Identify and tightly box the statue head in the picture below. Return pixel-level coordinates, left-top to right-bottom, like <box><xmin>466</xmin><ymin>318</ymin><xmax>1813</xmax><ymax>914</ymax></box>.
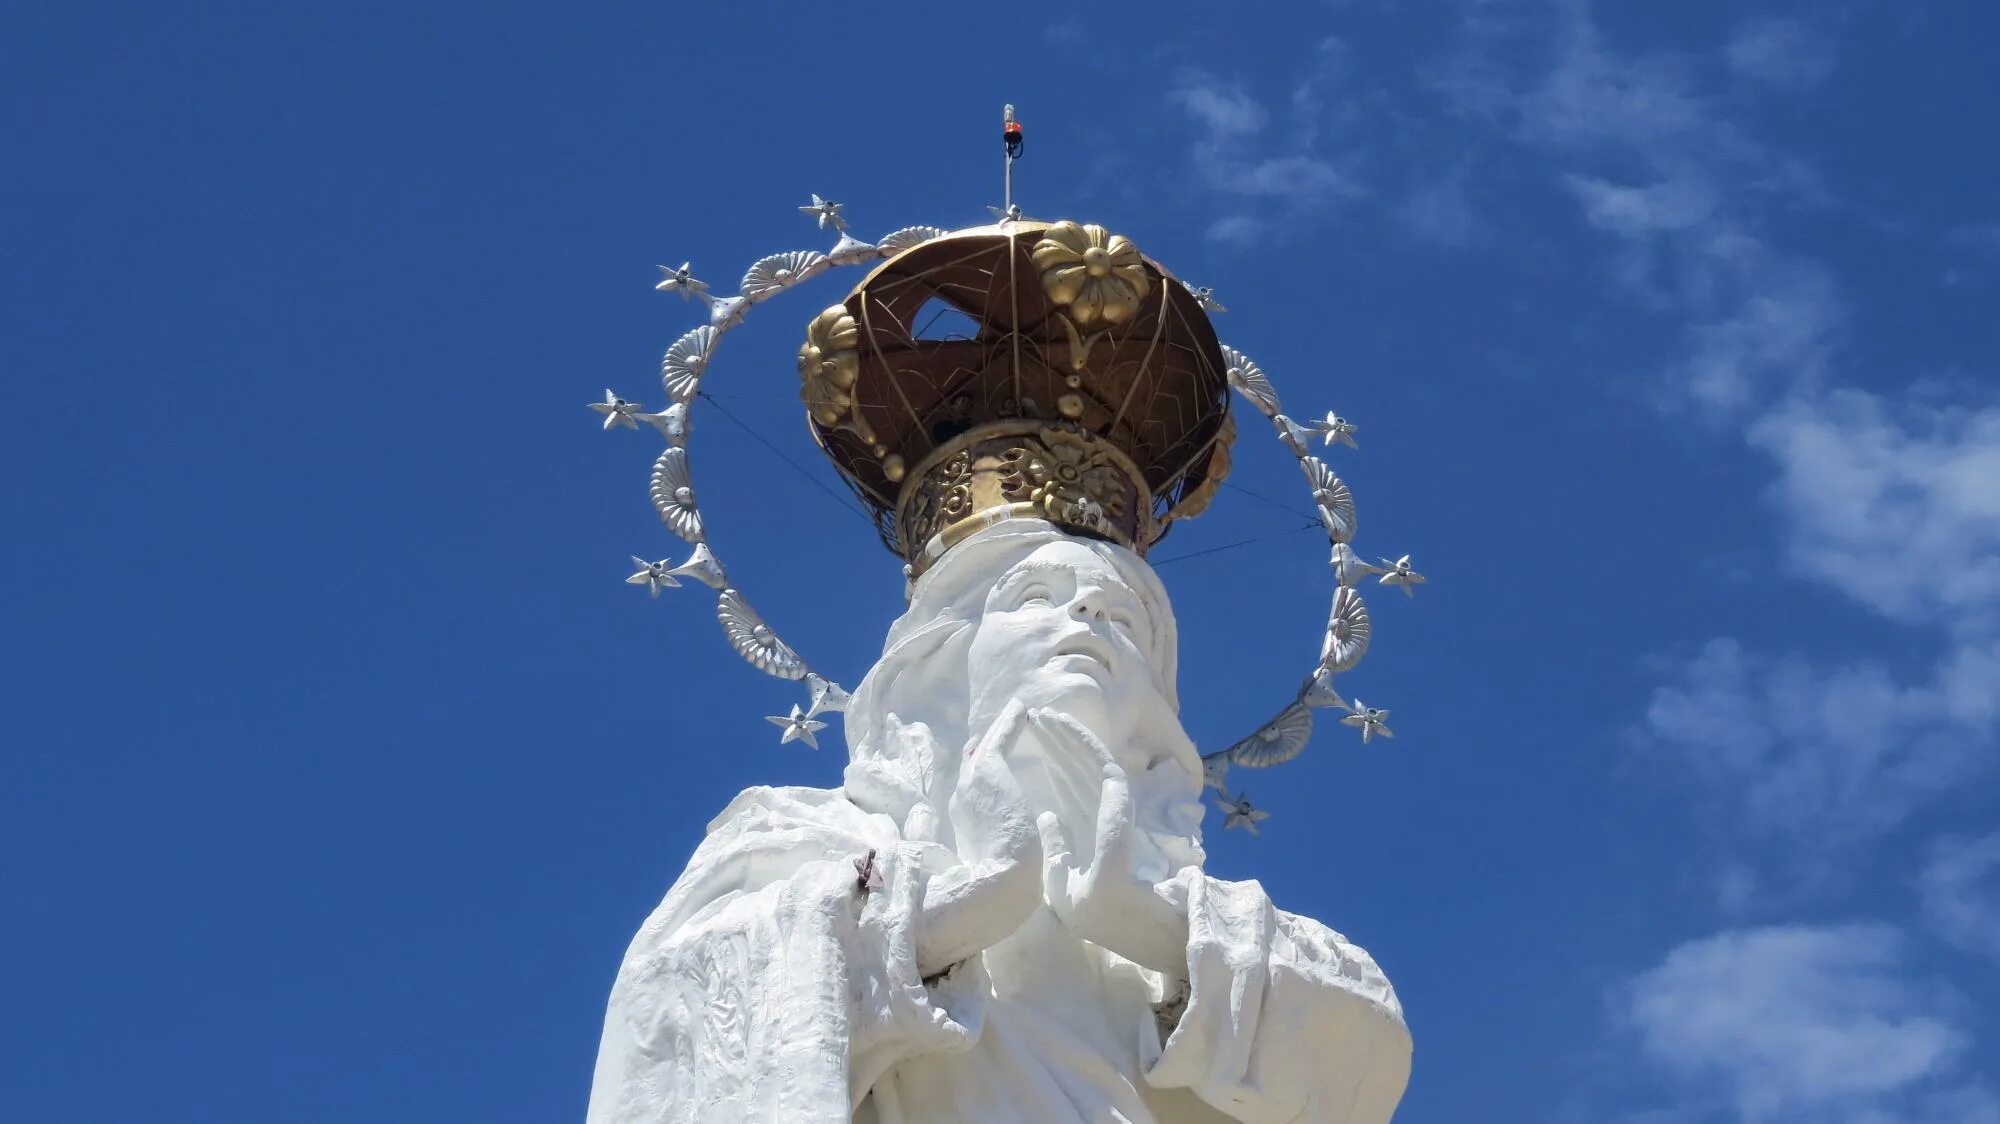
<box><xmin>843</xmin><ymin>520</ymin><xmax>1204</xmax><ymax>873</ymax></box>
<box><xmin>964</xmin><ymin>536</ymin><xmax>1168</xmax><ymax>759</ymax></box>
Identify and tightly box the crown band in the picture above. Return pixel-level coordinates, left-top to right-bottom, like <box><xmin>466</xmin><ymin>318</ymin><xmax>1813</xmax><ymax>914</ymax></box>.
<box><xmin>894</xmin><ymin>419</ymin><xmax>1154</xmax><ymax>573</ymax></box>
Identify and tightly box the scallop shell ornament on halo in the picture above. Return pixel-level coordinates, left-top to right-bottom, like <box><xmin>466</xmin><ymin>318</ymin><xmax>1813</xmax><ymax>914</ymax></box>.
<box><xmin>650</xmin><ymin>447</ymin><xmax>704</xmax><ymax>543</ymax></box>
<box><xmin>1320</xmin><ymin>585</ymin><xmax>1372</xmax><ymax>674</ymax></box>
<box><xmin>1303</xmin><ymin>457</ymin><xmax>1357</xmax><ymax>543</ymax></box>
<box><xmin>661</xmin><ymin>325</ymin><xmax>717</xmax><ymax>403</ymax></box>
<box><xmin>741</xmin><ymin>251</ymin><xmax>828</xmax><ymax>302</ymax></box>
<box><xmin>717</xmin><ymin>589</ymin><xmax>807</xmax><ymax>680</ymax></box>
<box><xmin>1221</xmin><ymin>346</ymin><xmax>1281</xmax><ymax>417</ymax></box>
<box><xmin>875</xmin><ymin>226</ymin><xmax>949</xmax><ymax>255</ymax></box>
<box><xmin>1224</xmin><ymin>701</ymin><xmax>1314</xmax><ymax>768</ymax></box>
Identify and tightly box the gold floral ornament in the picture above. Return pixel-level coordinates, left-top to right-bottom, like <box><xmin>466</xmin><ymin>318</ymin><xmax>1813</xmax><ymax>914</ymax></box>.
<box><xmin>798</xmin><ymin>304</ymin><xmax>876</xmax><ymax>446</ymax></box>
<box><xmin>1004</xmin><ymin>427</ymin><xmax>1129</xmax><ymax>529</ymax></box>
<box><xmin>1031</xmin><ymin>222</ymin><xmax>1151</xmax><ymax>327</ymax></box>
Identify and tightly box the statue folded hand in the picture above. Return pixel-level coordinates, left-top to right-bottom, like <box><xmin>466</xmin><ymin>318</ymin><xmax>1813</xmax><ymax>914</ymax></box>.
<box><xmin>1029</xmin><ymin>708</ymin><xmax>1191</xmax><ymax>974</ymax></box>
<box><xmin>914</xmin><ymin>700</ymin><xmax>1044</xmax><ymax>979</ymax></box>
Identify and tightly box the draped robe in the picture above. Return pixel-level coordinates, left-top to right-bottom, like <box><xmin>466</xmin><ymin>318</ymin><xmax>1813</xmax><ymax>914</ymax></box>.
<box><xmin>586</xmin><ymin>785</ymin><xmax>1411</xmax><ymax>1124</ymax></box>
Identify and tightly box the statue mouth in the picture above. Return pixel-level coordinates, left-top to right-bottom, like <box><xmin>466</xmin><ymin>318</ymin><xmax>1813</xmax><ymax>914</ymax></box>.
<box><xmin>1049</xmin><ymin>634</ymin><xmax>1116</xmax><ymax>673</ymax></box>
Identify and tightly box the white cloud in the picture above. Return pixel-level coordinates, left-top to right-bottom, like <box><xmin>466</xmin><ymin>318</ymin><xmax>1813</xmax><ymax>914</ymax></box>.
<box><xmin>1167</xmin><ymin>67</ymin><xmax>1363</xmax><ymax>247</ymax></box>
<box><xmin>1748</xmin><ymin>390</ymin><xmax>2000</xmax><ymax>631</ymax></box>
<box><xmin>1726</xmin><ymin>17</ymin><xmax>1836</xmax><ymax>91</ymax></box>
<box><xmin>1565</xmin><ymin>174</ymin><xmax>1717</xmax><ymax>238</ymax></box>
<box><xmin>1170</xmin><ymin>79</ymin><xmax>1267</xmax><ymax>139</ymax></box>
<box><xmin>1438</xmin><ymin>0</ymin><xmax>1829</xmax><ymax>417</ymax></box>
<box><xmin>1920</xmin><ymin>832</ymin><xmax>2000</xmax><ymax>961</ymax></box>
<box><xmin>1673</xmin><ymin>252</ymin><xmax>1839</xmax><ymax>415</ymax></box>
<box><xmin>1640</xmin><ymin>639</ymin><xmax>1991</xmax><ymax>864</ymax></box>
<box><xmin>1625</xmin><ymin>924</ymin><xmax>1976</xmax><ymax>1123</ymax></box>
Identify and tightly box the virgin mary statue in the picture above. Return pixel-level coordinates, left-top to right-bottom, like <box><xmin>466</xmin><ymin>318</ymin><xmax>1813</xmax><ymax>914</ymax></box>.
<box><xmin>586</xmin><ymin>221</ymin><xmax>1411</xmax><ymax>1122</ymax></box>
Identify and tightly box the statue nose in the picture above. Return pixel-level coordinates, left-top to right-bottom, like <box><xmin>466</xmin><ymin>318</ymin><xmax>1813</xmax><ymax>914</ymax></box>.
<box><xmin>1069</xmin><ymin>589</ymin><xmax>1107</xmax><ymax>622</ymax></box>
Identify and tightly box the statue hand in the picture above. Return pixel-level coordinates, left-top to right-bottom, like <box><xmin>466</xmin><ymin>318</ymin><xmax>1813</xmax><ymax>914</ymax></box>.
<box><xmin>1032</xmin><ymin>712</ymin><xmax>1188</xmax><ymax>973</ymax></box>
<box><xmin>915</xmin><ymin>701</ymin><xmax>1043</xmax><ymax>978</ymax></box>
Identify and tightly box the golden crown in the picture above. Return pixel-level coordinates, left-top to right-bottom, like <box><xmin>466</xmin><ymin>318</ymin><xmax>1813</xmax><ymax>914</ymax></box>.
<box><xmin>796</xmin><ymin>221</ymin><xmax>1234</xmax><ymax>574</ymax></box>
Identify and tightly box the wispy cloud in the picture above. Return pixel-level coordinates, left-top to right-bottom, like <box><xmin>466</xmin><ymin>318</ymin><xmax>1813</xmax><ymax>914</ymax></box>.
<box><xmin>1166</xmin><ymin>52</ymin><xmax>1363</xmax><ymax>248</ymax></box>
<box><xmin>1725</xmin><ymin>17</ymin><xmax>1837</xmax><ymax>92</ymax></box>
<box><xmin>1921</xmin><ymin>832</ymin><xmax>2000</xmax><ymax>962</ymax></box>
<box><xmin>1436</xmin><ymin>0</ymin><xmax>1830</xmax><ymax>417</ymax></box>
<box><xmin>1749</xmin><ymin>390</ymin><xmax>2000</xmax><ymax>632</ymax></box>
<box><xmin>1638</xmin><ymin>638</ymin><xmax>1994</xmax><ymax>883</ymax></box>
<box><xmin>1623</xmin><ymin>924</ymin><xmax>1993</xmax><ymax>1123</ymax></box>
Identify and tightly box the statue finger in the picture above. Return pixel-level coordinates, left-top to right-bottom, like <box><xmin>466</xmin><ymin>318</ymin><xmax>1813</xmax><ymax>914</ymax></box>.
<box><xmin>1091</xmin><ymin>765</ymin><xmax>1138</xmax><ymax>875</ymax></box>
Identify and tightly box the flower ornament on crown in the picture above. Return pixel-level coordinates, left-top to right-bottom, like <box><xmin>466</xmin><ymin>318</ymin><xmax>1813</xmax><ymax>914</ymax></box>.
<box><xmin>593</xmin><ymin>126</ymin><xmax>1427</xmax><ymax>833</ymax></box>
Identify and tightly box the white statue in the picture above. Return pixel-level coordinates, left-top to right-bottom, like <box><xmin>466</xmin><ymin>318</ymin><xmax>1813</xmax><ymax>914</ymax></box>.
<box><xmin>587</xmin><ymin>520</ymin><xmax>1411</xmax><ymax>1123</ymax></box>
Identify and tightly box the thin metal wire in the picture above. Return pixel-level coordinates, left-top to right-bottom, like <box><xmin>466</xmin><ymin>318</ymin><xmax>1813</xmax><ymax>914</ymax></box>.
<box><xmin>1152</xmin><ymin>519</ymin><xmax>1322</xmax><ymax>567</ymax></box>
<box><xmin>697</xmin><ymin>391</ymin><xmax>874</xmax><ymax>525</ymax></box>
<box><xmin>1222</xmin><ymin>479</ymin><xmax>1321</xmax><ymax>522</ymax></box>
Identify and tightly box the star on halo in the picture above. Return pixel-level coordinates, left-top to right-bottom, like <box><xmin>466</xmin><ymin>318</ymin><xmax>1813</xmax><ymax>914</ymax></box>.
<box><xmin>624</xmin><ymin>556</ymin><xmax>679</xmax><ymax>598</ymax></box>
<box><xmin>588</xmin><ymin>389</ymin><xmax>645</xmax><ymax>430</ymax></box>
<box><xmin>1316</xmin><ymin>410</ymin><xmax>1359</xmax><ymax>450</ymax></box>
<box><xmin>1220</xmin><ymin>792</ymin><xmax>1271</xmax><ymax>834</ymax></box>
<box><xmin>799</xmin><ymin>194</ymin><xmax>847</xmax><ymax>231</ymax></box>
<box><xmin>1377</xmin><ymin>555</ymin><xmax>1426</xmax><ymax>597</ymax></box>
<box><xmin>1339</xmin><ymin>699</ymin><xmax>1394</xmax><ymax>743</ymax></box>
<box><xmin>767</xmin><ymin>704</ymin><xmax>828</xmax><ymax>749</ymax></box>
<box><xmin>653</xmin><ymin>262</ymin><xmax>710</xmax><ymax>302</ymax></box>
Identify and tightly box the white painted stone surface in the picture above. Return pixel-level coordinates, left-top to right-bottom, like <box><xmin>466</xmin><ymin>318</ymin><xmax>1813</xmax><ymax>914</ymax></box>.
<box><xmin>588</xmin><ymin>521</ymin><xmax>1411</xmax><ymax>1123</ymax></box>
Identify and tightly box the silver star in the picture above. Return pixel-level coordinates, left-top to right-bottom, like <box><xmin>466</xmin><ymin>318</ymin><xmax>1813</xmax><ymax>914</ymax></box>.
<box><xmin>1377</xmin><ymin>555</ymin><xmax>1427</xmax><ymax>597</ymax></box>
<box><xmin>1328</xmin><ymin>542</ymin><xmax>1387</xmax><ymax>588</ymax></box>
<box><xmin>1184</xmin><ymin>282</ymin><xmax>1228</xmax><ymax>313</ymax></box>
<box><xmin>1316</xmin><ymin>410</ymin><xmax>1360</xmax><ymax>450</ymax></box>
<box><xmin>1220</xmin><ymin>793</ymin><xmax>1271</xmax><ymax>834</ymax></box>
<box><xmin>767</xmin><ymin>703</ymin><xmax>828</xmax><ymax>749</ymax></box>
<box><xmin>1339</xmin><ymin>699</ymin><xmax>1394</xmax><ymax>743</ymax></box>
<box><xmin>805</xmin><ymin>673</ymin><xmax>851</xmax><ymax>718</ymax></box>
<box><xmin>800</xmin><ymin>193</ymin><xmax>847</xmax><ymax>231</ymax></box>
<box><xmin>653</xmin><ymin>262</ymin><xmax>710</xmax><ymax>302</ymax></box>
<box><xmin>588</xmin><ymin>389</ymin><xmax>644</xmax><ymax>431</ymax></box>
<box><xmin>624</xmin><ymin>556</ymin><xmax>679</xmax><ymax>598</ymax></box>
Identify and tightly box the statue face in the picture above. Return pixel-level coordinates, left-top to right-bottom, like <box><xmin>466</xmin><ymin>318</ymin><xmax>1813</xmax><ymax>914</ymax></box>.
<box><xmin>965</xmin><ymin>540</ymin><xmax>1163</xmax><ymax>755</ymax></box>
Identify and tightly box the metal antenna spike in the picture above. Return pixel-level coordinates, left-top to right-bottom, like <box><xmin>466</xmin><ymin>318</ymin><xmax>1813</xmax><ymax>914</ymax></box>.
<box><xmin>1002</xmin><ymin>103</ymin><xmax>1024</xmax><ymax>217</ymax></box>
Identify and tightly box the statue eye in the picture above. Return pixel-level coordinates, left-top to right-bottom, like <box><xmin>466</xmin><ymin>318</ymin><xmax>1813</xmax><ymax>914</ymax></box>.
<box><xmin>1017</xmin><ymin>584</ymin><xmax>1053</xmax><ymax>607</ymax></box>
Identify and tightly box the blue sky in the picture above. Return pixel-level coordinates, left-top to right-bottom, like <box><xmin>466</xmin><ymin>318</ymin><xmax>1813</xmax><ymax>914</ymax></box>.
<box><xmin>4</xmin><ymin>2</ymin><xmax>1997</xmax><ymax>1120</ymax></box>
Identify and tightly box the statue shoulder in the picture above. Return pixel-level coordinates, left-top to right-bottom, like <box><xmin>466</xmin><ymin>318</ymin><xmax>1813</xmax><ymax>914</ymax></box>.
<box><xmin>623</xmin><ymin>785</ymin><xmax>898</xmax><ymax>955</ymax></box>
<box><xmin>704</xmin><ymin>784</ymin><xmax>868</xmax><ymax>834</ymax></box>
<box><xmin>1188</xmin><ymin>872</ymin><xmax>1403</xmax><ymax>1018</ymax></box>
